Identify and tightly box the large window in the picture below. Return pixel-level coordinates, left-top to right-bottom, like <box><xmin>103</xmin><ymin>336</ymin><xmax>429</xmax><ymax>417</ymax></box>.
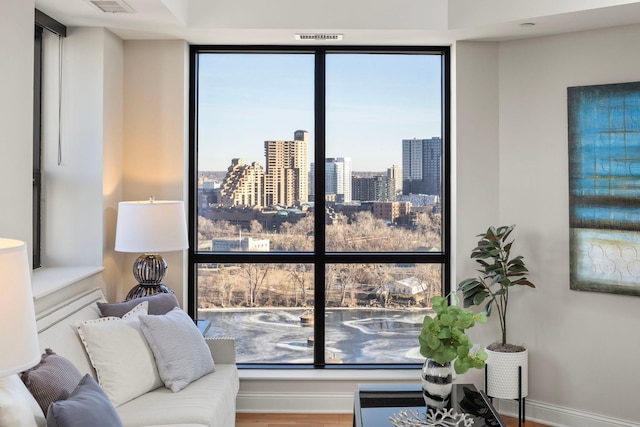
<box><xmin>189</xmin><ymin>46</ymin><xmax>450</xmax><ymax>367</ymax></box>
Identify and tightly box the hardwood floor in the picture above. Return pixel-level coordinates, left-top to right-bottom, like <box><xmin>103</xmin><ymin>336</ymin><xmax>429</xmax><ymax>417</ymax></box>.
<box><xmin>236</xmin><ymin>413</ymin><xmax>550</xmax><ymax>427</ymax></box>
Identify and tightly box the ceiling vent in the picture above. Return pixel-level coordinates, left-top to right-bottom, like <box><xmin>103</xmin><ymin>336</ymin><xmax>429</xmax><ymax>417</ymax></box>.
<box><xmin>89</xmin><ymin>0</ymin><xmax>135</xmax><ymax>13</ymax></box>
<box><xmin>295</xmin><ymin>33</ymin><xmax>344</xmax><ymax>41</ymax></box>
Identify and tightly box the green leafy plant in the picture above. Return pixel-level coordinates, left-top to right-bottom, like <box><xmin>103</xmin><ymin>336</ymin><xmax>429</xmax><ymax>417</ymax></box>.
<box><xmin>458</xmin><ymin>225</ymin><xmax>535</xmax><ymax>350</ymax></box>
<box><xmin>418</xmin><ymin>295</ymin><xmax>487</xmax><ymax>374</ymax></box>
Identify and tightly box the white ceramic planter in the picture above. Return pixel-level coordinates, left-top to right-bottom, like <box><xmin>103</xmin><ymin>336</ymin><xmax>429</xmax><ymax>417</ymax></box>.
<box><xmin>485</xmin><ymin>348</ymin><xmax>528</xmax><ymax>399</ymax></box>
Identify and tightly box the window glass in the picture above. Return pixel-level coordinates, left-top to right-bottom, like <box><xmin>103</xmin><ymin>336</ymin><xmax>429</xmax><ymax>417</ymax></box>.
<box><xmin>198</xmin><ymin>263</ymin><xmax>314</xmax><ymax>364</ymax></box>
<box><xmin>324</xmin><ymin>263</ymin><xmax>441</xmax><ymax>364</ymax></box>
<box><xmin>325</xmin><ymin>54</ymin><xmax>443</xmax><ymax>253</ymax></box>
<box><xmin>197</xmin><ymin>54</ymin><xmax>314</xmax><ymax>253</ymax></box>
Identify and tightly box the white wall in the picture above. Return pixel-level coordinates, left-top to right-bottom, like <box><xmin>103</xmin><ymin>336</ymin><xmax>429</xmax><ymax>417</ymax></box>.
<box><xmin>451</xmin><ymin>40</ymin><xmax>502</xmax><ymax>389</ymax></box>
<box><xmin>122</xmin><ymin>40</ymin><xmax>189</xmax><ymax>304</ymax></box>
<box><xmin>0</xmin><ymin>1</ymin><xmax>34</xmax><ymax>246</ymax></box>
<box><xmin>102</xmin><ymin>29</ymin><xmax>125</xmax><ymax>302</ymax></box>
<box><xmin>493</xmin><ymin>24</ymin><xmax>640</xmax><ymax>424</ymax></box>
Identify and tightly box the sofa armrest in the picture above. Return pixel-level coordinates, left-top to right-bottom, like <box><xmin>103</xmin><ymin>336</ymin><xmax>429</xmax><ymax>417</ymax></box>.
<box><xmin>205</xmin><ymin>337</ymin><xmax>237</xmax><ymax>364</ymax></box>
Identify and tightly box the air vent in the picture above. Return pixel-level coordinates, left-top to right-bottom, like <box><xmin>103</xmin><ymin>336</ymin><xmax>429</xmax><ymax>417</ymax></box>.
<box><xmin>295</xmin><ymin>33</ymin><xmax>344</xmax><ymax>41</ymax></box>
<box><xmin>89</xmin><ymin>0</ymin><xmax>134</xmax><ymax>13</ymax></box>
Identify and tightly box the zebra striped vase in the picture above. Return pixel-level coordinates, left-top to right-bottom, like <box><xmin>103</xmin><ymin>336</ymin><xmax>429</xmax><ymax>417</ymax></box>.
<box><xmin>421</xmin><ymin>359</ymin><xmax>453</xmax><ymax>409</ymax></box>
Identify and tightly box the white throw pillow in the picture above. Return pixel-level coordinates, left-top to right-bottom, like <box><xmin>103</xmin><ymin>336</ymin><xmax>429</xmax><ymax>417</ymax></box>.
<box><xmin>77</xmin><ymin>302</ymin><xmax>162</xmax><ymax>407</ymax></box>
<box><xmin>139</xmin><ymin>308</ymin><xmax>215</xmax><ymax>392</ymax></box>
<box><xmin>0</xmin><ymin>374</ymin><xmax>45</xmax><ymax>427</ymax></box>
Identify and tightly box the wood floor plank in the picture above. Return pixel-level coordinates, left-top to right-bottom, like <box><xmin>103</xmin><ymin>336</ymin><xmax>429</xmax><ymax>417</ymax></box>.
<box><xmin>236</xmin><ymin>413</ymin><xmax>550</xmax><ymax>427</ymax></box>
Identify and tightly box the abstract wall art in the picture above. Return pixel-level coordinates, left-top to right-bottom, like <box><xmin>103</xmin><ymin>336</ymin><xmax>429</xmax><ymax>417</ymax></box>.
<box><xmin>568</xmin><ymin>81</ymin><xmax>640</xmax><ymax>296</ymax></box>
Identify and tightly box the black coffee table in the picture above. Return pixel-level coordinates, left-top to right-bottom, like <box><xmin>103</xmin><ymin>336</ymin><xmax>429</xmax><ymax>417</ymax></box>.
<box><xmin>354</xmin><ymin>383</ymin><xmax>505</xmax><ymax>427</ymax></box>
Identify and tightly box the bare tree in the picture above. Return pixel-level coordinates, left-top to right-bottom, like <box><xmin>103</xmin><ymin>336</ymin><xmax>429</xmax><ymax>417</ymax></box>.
<box><xmin>414</xmin><ymin>263</ymin><xmax>441</xmax><ymax>306</ymax></box>
<box><xmin>286</xmin><ymin>264</ymin><xmax>312</xmax><ymax>306</ymax></box>
<box><xmin>249</xmin><ymin>220</ymin><xmax>263</xmax><ymax>235</ymax></box>
<box><xmin>239</xmin><ymin>264</ymin><xmax>270</xmax><ymax>306</ymax></box>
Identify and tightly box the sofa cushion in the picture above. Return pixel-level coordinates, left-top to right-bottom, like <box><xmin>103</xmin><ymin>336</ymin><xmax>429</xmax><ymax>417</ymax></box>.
<box><xmin>97</xmin><ymin>293</ymin><xmax>179</xmax><ymax>317</ymax></box>
<box><xmin>0</xmin><ymin>374</ymin><xmax>45</xmax><ymax>427</ymax></box>
<box><xmin>116</xmin><ymin>364</ymin><xmax>239</xmax><ymax>427</ymax></box>
<box><xmin>46</xmin><ymin>374</ymin><xmax>123</xmax><ymax>427</ymax></box>
<box><xmin>76</xmin><ymin>302</ymin><xmax>163</xmax><ymax>407</ymax></box>
<box><xmin>19</xmin><ymin>349</ymin><xmax>83</xmax><ymax>416</ymax></box>
<box><xmin>139</xmin><ymin>308</ymin><xmax>215</xmax><ymax>392</ymax></box>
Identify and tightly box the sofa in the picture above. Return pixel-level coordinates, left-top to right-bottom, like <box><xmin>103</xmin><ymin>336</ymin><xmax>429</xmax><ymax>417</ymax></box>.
<box><xmin>0</xmin><ymin>287</ymin><xmax>239</xmax><ymax>427</ymax></box>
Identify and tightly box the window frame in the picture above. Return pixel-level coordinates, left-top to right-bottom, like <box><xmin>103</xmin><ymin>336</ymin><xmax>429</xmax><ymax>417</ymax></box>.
<box><xmin>187</xmin><ymin>45</ymin><xmax>451</xmax><ymax>368</ymax></box>
<box><xmin>34</xmin><ymin>10</ymin><xmax>66</xmax><ymax>269</ymax></box>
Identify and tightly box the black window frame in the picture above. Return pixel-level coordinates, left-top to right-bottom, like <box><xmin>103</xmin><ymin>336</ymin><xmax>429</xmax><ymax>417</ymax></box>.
<box><xmin>187</xmin><ymin>45</ymin><xmax>451</xmax><ymax>369</ymax></box>
<box><xmin>33</xmin><ymin>10</ymin><xmax>66</xmax><ymax>269</ymax></box>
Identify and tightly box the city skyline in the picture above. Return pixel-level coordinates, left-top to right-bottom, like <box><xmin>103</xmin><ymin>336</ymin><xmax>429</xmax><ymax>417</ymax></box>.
<box><xmin>196</xmin><ymin>53</ymin><xmax>442</xmax><ymax>171</ymax></box>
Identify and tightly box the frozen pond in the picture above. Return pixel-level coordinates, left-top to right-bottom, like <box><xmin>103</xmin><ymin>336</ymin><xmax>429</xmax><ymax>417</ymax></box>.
<box><xmin>200</xmin><ymin>308</ymin><xmax>430</xmax><ymax>364</ymax></box>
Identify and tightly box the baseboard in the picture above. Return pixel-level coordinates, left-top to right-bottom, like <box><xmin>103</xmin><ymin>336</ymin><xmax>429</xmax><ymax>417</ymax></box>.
<box><xmin>495</xmin><ymin>398</ymin><xmax>640</xmax><ymax>427</ymax></box>
<box><xmin>237</xmin><ymin>391</ymin><xmax>355</xmax><ymax>414</ymax></box>
<box><xmin>237</xmin><ymin>391</ymin><xmax>640</xmax><ymax>426</ymax></box>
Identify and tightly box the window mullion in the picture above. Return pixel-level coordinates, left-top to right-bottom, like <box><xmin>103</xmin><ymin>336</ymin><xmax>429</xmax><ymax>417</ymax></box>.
<box><xmin>313</xmin><ymin>50</ymin><xmax>327</xmax><ymax>367</ymax></box>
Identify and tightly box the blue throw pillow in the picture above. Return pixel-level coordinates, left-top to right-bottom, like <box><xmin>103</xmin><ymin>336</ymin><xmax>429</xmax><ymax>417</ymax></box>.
<box><xmin>46</xmin><ymin>374</ymin><xmax>123</xmax><ymax>427</ymax></box>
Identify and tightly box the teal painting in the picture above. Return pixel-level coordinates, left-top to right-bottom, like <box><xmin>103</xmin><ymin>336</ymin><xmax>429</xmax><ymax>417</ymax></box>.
<box><xmin>568</xmin><ymin>81</ymin><xmax>640</xmax><ymax>296</ymax></box>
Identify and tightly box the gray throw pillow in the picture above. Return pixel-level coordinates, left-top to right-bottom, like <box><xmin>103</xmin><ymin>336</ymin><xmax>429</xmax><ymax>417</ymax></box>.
<box><xmin>139</xmin><ymin>308</ymin><xmax>215</xmax><ymax>392</ymax></box>
<box><xmin>97</xmin><ymin>292</ymin><xmax>179</xmax><ymax>317</ymax></box>
<box><xmin>46</xmin><ymin>374</ymin><xmax>123</xmax><ymax>427</ymax></box>
<box><xmin>19</xmin><ymin>349</ymin><xmax>83</xmax><ymax>416</ymax></box>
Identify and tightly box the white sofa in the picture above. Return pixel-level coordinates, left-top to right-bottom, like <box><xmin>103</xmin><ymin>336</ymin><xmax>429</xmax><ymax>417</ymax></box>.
<box><xmin>0</xmin><ymin>288</ymin><xmax>239</xmax><ymax>427</ymax></box>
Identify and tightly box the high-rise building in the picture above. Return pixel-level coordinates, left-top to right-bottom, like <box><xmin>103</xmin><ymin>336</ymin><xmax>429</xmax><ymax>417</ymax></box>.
<box><xmin>352</xmin><ymin>175</ymin><xmax>392</xmax><ymax>202</ymax></box>
<box><xmin>402</xmin><ymin>137</ymin><xmax>441</xmax><ymax>196</ymax></box>
<box><xmin>387</xmin><ymin>164</ymin><xmax>402</xmax><ymax>199</ymax></box>
<box><xmin>325</xmin><ymin>157</ymin><xmax>352</xmax><ymax>203</ymax></box>
<box><xmin>219</xmin><ymin>158</ymin><xmax>264</xmax><ymax>207</ymax></box>
<box><xmin>263</xmin><ymin>130</ymin><xmax>309</xmax><ymax>207</ymax></box>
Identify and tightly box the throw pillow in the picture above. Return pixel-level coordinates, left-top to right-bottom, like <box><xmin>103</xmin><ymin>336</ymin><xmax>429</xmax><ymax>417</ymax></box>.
<box><xmin>46</xmin><ymin>374</ymin><xmax>123</xmax><ymax>427</ymax></box>
<box><xmin>19</xmin><ymin>349</ymin><xmax>83</xmax><ymax>416</ymax></box>
<box><xmin>97</xmin><ymin>292</ymin><xmax>179</xmax><ymax>317</ymax></box>
<box><xmin>0</xmin><ymin>374</ymin><xmax>45</xmax><ymax>427</ymax></box>
<box><xmin>139</xmin><ymin>307</ymin><xmax>215</xmax><ymax>392</ymax></box>
<box><xmin>76</xmin><ymin>302</ymin><xmax>162</xmax><ymax>407</ymax></box>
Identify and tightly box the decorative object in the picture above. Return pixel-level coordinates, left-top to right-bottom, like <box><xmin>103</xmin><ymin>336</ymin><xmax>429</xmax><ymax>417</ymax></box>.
<box><xmin>19</xmin><ymin>349</ymin><xmax>83</xmax><ymax>415</ymax></box>
<box><xmin>0</xmin><ymin>239</ymin><xmax>40</xmax><ymax>377</ymax></box>
<box><xmin>418</xmin><ymin>295</ymin><xmax>487</xmax><ymax>408</ymax></box>
<box><xmin>484</xmin><ymin>348</ymin><xmax>528</xmax><ymax>399</ymax></box>
<box><xmin>139</xmin><ymin>308</ymin><xmax>215</xmax><ymax>392</ymax></box>
<box><xmin>115</xmin><ymin>198</ymin><xmax>188</xmax><ymax>300</ymax></box>
<box><xmin>458</xmin><ymin>385</ymin><xmax>502</xmax><ymax>427</ymax></box>
<box><xmin>389</xmin><ymin>408</ymin><xmax>474</xmax><ymax>427</ymax></box>
<box><xmin>46</xmin><ymin>374</ymin><xmax>124</xmax><ymax>427</ymax></box>
<box><xmin>97</xmin><ymin>292</ymin><xmax>179</xmax><ymax>317</ymax></box>
<box><xmin>457</xmin><ymin>225</ymin><xmax>535</xmax><ymax>425</ymax></box>
<box><xmin>568</xmin><ymin>81</ymin><xmax>640</xmax><ymax>297</ymax></box>
<box><xmin>76</xmin><ymin>302</ymin><xmax>163</xmax><ymax>407</ymax></box>
<box><xmin>421</xmin><ymin>359</ymin><xmax>453</xmax><ymax>409</ymax></box>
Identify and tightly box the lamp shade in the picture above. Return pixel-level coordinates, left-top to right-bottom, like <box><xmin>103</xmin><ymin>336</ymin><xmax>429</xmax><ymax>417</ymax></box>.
<box><xmin>0</xmin><ymin>239</ymin><xmax>40</xmax><ymax>377</ymax></box>
<box><xmin>115</xmin><ymin>200</ymin><xmax>189</xmax><ymax>253</ymax></box>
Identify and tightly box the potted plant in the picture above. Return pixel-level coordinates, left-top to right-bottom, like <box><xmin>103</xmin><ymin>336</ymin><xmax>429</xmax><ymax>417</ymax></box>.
<box><xmin>418</xmin><ymin>295</ymin><xmax>487</xmax><ymax>407</ymax></box>
<box><xmin>457</xmin><ymin>224</ymin><xmax>535</xmax><ymax>400</ymax></box>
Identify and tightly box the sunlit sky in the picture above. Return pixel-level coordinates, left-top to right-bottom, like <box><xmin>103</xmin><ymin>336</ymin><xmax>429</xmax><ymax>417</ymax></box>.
<box><xmin>197</xmin><ymin>52</ymin><xmax>442</xmax><ymax>172</ymax></box>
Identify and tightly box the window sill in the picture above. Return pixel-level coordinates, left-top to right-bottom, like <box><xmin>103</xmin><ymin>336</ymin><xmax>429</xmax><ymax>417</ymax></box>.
<box><xmin>32</xmin><ymin>266</ymin><xmax>104</xmax><ymax>300</ymax></box>
<box><xmin>239</xmin><ymin>368</ymin><xmax>420</xmax><ymax>382</ymax></box>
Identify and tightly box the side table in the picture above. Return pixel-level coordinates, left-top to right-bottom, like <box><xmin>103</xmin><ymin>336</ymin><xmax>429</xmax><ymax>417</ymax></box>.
<box><xmin>354</xmin><ymin>383</ymin><xmax>505</xmax><ymax>427</ymax></box>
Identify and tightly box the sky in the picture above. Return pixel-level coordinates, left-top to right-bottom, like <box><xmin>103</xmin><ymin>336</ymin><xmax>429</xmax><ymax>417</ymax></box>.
<box><xmin>197</xmin><ymin>52</ymin><xmax>442</xmax><ymax>172</ymax></box>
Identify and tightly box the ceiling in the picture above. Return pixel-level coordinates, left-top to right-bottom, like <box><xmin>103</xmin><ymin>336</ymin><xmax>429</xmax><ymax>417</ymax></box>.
<box><xmin>33</xmin><ymin>0</ymin><xmax>640</xmax><ymax>45</ymax></box>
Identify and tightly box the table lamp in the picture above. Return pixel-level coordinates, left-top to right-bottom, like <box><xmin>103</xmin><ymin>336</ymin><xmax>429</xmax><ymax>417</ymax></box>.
<box><xmin>115</xmin><ymin>199</ymin><xmax>189</xmax><ymax>300</ymax></box>
<box><xmin>0</xmin><ymin>239</ymin><xmax>40</xmax><ymax>377</ymax></box>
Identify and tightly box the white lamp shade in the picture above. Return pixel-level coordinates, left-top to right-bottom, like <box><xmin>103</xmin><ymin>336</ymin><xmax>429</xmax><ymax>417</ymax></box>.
<box><xmin>0</xmin><ymin>239</ymin><xmax>40</xmax><ymax>377</ymax></box>
<box><xmin>115</xmin><ymin>200</ymin><xmax>189</xmax><ymax>253</ymax></box>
